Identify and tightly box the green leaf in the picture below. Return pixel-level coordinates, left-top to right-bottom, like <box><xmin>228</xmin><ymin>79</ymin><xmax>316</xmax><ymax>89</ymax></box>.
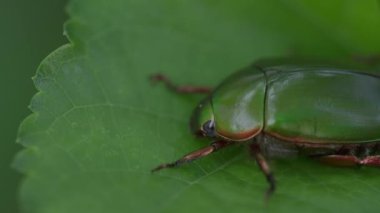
<box><xmin>14</xmin><ymin>0</ymin><xmax>380</xmax><ymax>212</ymax></box>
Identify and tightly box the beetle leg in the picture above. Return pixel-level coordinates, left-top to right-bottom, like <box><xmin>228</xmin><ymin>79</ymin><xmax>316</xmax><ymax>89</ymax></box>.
<box><xmin>150</xmin><ymin>73</ymin><xmax>212</xmax><ymax>94</ymax></box>
<box><xmin>250</xmin><ymin>143</ymin><xmax>276</xmax><ymax>200</ymax></box>
<box><xmin>318</xmin><ymin>155</ymin><xmax>380</xmax><ymax>167</ymax></box>
<box><xmin>352</xmin><ymin>54</ymin><xmax>380</xmax><ymax>66</ymax></box>
<box><xmin>360</xmin><ymin>156</ymin><xmax>380</xmax><ymax>166</ymax></box>
<box><xmin>318</xmin><ymin>155</ymin><xmax>360</xmax><ymax>166</ymax></box>
<box><xmin>152</xmin><ymin>140</ymin><xmax>232</xmax><ymax>172</ymax></box>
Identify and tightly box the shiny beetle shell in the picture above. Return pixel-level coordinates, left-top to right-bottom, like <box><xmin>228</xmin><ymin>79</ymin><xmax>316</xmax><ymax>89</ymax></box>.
<box><xmin>191</xmin><ymin>63</ymin><xmax>380</xmax><ymax>144</ymax></box>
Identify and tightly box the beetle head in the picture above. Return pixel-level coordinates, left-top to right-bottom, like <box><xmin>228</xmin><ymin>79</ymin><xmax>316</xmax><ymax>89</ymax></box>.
<box><xmin>190</xmin><ymin>97</ymin><xmax>216</xmax><ymax>138</ymax></box>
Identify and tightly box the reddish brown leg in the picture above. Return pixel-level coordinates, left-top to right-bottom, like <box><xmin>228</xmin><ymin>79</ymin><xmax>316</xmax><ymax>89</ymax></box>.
<box><xmin>250</xmin><ymin>143</ymin><xmax>276</xmax><ymax>200</ymax></box>
<box><xmin>318</xmin><ymin>155</ymin><xmax>360</xmax><ymax>166</ymax></box>
<box><xmin>361</xmin><ymin>156</ymin><xmax>380</xmax><ymax>166</ymax></box>
<box><xmin>352</xmin><ymin>54</ymin><xmax>380</xmax><ymax>66</ymax></box>
<box><xmin>152</xmin><ymin>140</ymin><xmax>232</xmax><ymax>172</ymax></box>
<box><xmin>150</xmin><ymin>73</ymin><xmax>212</xmax><ymax>94</ymax></box>
<box><xmin>318</xmin><ymin>155</ymin><xmax>380</xmax><ymax>167</ymax></box>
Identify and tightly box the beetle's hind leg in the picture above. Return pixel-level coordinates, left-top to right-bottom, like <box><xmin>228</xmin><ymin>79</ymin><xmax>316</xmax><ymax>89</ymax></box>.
<box><xmin>316</xmin><ymin>144</ymin><xmax>380</xmax><ymax>167</ymax></box>
<box><xmin>250</xmin><ymin>143</ymin><xmax>276</xmax><ymax>200</ymax></box>
<box><xmin>152</xmin><ymin>140</ymin><xmax>232</xmax><ymax>172</ymax></box>
<box><xmin>150</xmin><ymin>73</ymin><xmax>212</xmax><ymax>94</ymax></box>
<box><xmin>318</xmin><ymin>155</ymin><xmax>380</xmax><ymax>167</ymax></box>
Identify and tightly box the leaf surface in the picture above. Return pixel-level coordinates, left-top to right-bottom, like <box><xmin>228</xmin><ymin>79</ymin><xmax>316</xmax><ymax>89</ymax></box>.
<box><xmin>15</xmin><ymin>0</ymin><xmax>380</xmax><ymax>212</ymax></box>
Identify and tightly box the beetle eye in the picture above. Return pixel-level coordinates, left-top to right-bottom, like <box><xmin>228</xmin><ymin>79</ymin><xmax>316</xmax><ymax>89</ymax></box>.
<box><xmin>202</xmin><ymin>120</ymin><xmax>215</xmax><ymax>137</ymax></box>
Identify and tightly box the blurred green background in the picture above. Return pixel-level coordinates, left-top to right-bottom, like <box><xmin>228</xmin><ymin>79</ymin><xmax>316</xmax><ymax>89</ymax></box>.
<box><xmin>0</xmin><ymin>0</ymin><xmax>67</xmax><ymax>212</ymax></box>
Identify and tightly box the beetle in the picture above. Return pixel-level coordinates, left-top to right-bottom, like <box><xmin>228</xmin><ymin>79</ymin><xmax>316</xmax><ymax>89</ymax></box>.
<box><xmin>150</xmin><ymin>59</ymin><xmax>380</xmax><ymax>197</ymax></box>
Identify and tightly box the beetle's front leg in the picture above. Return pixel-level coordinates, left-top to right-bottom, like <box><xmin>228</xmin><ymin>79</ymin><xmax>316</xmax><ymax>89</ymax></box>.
<box><xmin>250</xmin><ymin>143</ymin><xmax>276</xmax><ymax>200</ymax></box>
<box><xmin>150</xmin><ymin>73</ymin><xmax>212</xmax><ymax>94</ymax></box>
<box><xmin>152</xmin><ymin>140</ymin><xmax>232</xmax><ymax>172</ymax></box>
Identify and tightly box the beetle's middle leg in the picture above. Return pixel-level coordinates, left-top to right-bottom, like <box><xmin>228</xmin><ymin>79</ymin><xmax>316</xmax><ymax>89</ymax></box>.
<box><xmin>250</xmin><ymin>143</ymin><xmax>276</xmax><ymax>200</ymax></box>
<box><xmin>150</xmin><ymin>73</ymin><xmax>212</xmax><ymax>94</ymax></box>
<box><xmin>152</xmin><ymin>140</ymin><xmax>232</xmax><ymax>172</ymax></box>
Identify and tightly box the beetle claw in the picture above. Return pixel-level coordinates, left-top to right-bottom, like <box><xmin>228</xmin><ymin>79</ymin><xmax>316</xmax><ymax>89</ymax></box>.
<box><xmin>149</xmin><ymin>73</ymin><xmax>165</xmax><ymax>85</ymax></box>
<box><xmin>264</xmin><ymin>174</ymin><xmax>276</xmax><ymax>203</ymax></box>
<box><xmin>151</xmin><ymin>161</ymin><xmax>178</xmax><ymax>173</ymax></box>
<box><xmin>151</xmin><ymin>164</ymin><xmax>167</xmax><ymax>173</ymax></box>
<box><xmin>151</xmin><ymin>166</ymin><xmax>162</xmax><ymax>173</ymax></box>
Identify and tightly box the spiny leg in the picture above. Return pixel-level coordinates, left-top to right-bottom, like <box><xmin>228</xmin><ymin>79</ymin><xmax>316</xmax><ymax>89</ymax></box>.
<box><xmin>150</xmin><ymin>73</ymin><xmax>212</xmax><ymax>94</ymax></box>
<box><xmin>250</xmin><ymin>143</ymin><xmax>276</xmax><ymax>200</ymax></box>
<box><xmin>318</xmin><ymin>155</ymin><xmax>380</xmax><ymax>167</ymax></box>
<box><xmin>152</xmin><ymin>140</ymin><xmax>232</xmax><ymax>172</ymax></box>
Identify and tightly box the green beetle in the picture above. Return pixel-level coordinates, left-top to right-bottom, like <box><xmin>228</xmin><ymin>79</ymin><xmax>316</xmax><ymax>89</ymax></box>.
<box><xmin>151</xmin><ymin>60</ymin><xmax>380</xmax><ymax>197</ymax></box>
